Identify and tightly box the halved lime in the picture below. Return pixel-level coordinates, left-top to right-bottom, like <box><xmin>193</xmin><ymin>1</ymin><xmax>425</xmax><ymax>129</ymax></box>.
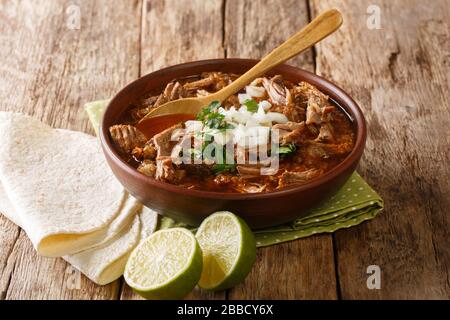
<box><xmin>124</xmin><ymin>228</ymin><xmax>202</xmax><ymax>300</ymax></box>
<box><xmin>196</xmin><ymin>211</ymin><xmax>256</xmax><ymax>291</ymax></box>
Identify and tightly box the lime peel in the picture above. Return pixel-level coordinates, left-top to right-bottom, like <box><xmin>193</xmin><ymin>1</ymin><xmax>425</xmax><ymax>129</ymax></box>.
<box><xmin>124</xmin><ymin>228</ymin><xmax>202</xmax><ymax>300</ymax></box>
<box><xmin>196</xmin><ymin>211</ymin><xmax>256</xmax><ymax>291</ymax></box>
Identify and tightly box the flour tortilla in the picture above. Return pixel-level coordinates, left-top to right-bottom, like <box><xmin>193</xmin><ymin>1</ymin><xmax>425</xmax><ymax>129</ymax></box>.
<box><xmin>0</xmin><ymin>182</ymin><xmax>22</xmax><ymax>226</ymax></box>
<box><xmin>64</xmin><ymin>214</ymin><xmax>141</xmax><ymax>285</ymax></box>
<box><xmin>0</xmin><ymin>183</ymin><xmax>158</xmax><ymax>284</ymax></box>
<box><xmin>0</xmin><ymin>112</ymin><xmax>126</xmax><ymax>256</ymax></box>
<box><xmin>139</xmin><ymin>206</ymin><xmax>160</xmax><ymax>240</ymax></box>
<box><xmin>0</xmin><ymin>112</ymin><xmax>159</xmax><ymax>283</ymax></box>
<box><xmin>66</xmin><ymin>206</ymin><xmax>159</xmax><ymax>285</ymax></box>
<box><xmin>36</xmin><ymin>192</ymin><xmax>143</xmax><ymax>256</ymax></box>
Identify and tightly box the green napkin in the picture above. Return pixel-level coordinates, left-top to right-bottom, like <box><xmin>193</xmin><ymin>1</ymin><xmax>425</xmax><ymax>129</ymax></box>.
<box><xmin>85</xmin><ymin>100</ymin><xmax>383</xmax><ymax>247</ymax></box>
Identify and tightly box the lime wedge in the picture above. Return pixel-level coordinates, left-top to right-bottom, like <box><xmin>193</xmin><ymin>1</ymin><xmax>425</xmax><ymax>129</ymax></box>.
<box><xmin>124</xmin><ymin>228</ymin><xmax>202</xmax><ymax>300</ymax></box>
<box><xmin>196</xmin><ymin>211</ymin><xmax>256</xmax><ymax>291</ymax></box>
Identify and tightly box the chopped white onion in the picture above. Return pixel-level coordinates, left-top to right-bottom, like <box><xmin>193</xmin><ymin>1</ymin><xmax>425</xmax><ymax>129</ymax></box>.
<box><xmin>234</xmin><ymin>126</ymin><xmax>269</xmax><ymax>148</ymax></box>
<box><xmin>253</xmin><ymin>110</ymin><xmax>266</xmax><ymax>123</ymax></box>
<box><xmin>238</xmin><ymin>93</ymin><xmax>251</xmax><ymax>104</ymax></box>
<box><xmin>212</xmin><ymin>130</ymin><xmax>232</xmax><ymax>145</ymax></box>
<box><xmin>245</xmin><ymin>118</ymin><xmax>259</xmax><ymax>127</ymax></box>
<box><xmin>233</xmin><ymin>106</ymin><xmax>252</xmax><ymax>124</ymax></box>
<box><xmin>247</xmin><ymin>126</ymin><xmax>270</xmax><ymax>137</ymax></box>
<box><xmin>185</xmin><ymin>120</ymin><xmax>203</xmax><ymax>133</ymax></box>
<box><xmin>258</xmin><ymin>100</ymin><xmax>272</xmax><ymax>111</ymax></box>
<box><xmin>193</xmin><ymin>102</ymin><xmax>289</xmax><ymax>153</ymax></box>
<box><xmin>245</xmin><ymin>85</ymin><xmax>266</xmax><ymax>98</ymax></box>
<box><xmin>216</xmin><ymin>101</ymin><xmax>287</xmax><ymax>128</ymax></box>
<box><xmin>266</xmin><ymin>112</ymin><xmax>288</xmax><ymax>124</ymax></box>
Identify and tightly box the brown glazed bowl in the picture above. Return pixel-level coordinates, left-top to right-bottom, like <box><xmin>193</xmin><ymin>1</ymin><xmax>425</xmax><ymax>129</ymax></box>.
<box><xmin>100</xmin><ymin>59</ymin><xmax>366</xmax><ymax>229</ymax></box>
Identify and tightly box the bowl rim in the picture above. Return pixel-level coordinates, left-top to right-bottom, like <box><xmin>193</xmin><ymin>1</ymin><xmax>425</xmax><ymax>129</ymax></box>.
<box><xmin>100</xmin><ymin>58</ymin><xmax>366</xmax><ymax>200</ymax></box>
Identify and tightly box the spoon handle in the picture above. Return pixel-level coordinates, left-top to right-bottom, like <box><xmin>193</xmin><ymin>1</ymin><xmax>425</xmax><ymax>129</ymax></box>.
<box><xmin>207</xmin><ymin>9</ymin><xmax>343</xmax><ymax>103</ymax></box>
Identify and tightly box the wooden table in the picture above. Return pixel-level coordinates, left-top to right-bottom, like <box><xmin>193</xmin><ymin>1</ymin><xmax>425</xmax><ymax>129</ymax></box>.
<box><xmin>0</xmin><ymin>0</ymin><xmax>448</xmax><ymax>300</ymax></box>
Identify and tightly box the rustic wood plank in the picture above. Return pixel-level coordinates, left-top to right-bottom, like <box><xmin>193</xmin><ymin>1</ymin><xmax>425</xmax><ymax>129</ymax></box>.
<box><xmin>230</xmin><ymin>235</ymin><xmax>338</xmax><ymax>299</ymax></box>
<box><xmin>5</xmin><ymin>234</ymin><xmax>121</xmax><ymax>300</ymax></box>
<box><xmin>225</xmin><ymin>0</ymin><xmax>337</xmax><ymax>299</ymax></box>
<box><xmin>120</xmin><ymin>283</ymin><xmax>223</xmax><ymax>300</ymax></box>
<box><xmin>312</xmin><ymin>0</ymin><xmax>450</xmax><ymax>299</ymax></box>
<box><xmin>119</xmin><ymin>0</ymin><xmax>226</xmax><ymax>300</ymax></box>
<box><xmin>0</xmin><ymin>216</ymin><xmax>20</xmax><ymax>299</ymax></box>
<box><xmin>225</xmin><ymin>0</ymin><xmax>314</xmax><ymax>72</ymax></box>
<box><xmin>0</xmin><ymin>0</ymin><xmax>142</xmax><ymax>299</ymax></box>
<box><xmin>139</xmin><ymin>0</ymin><xmax>226</xmax><ymax>74</ymax></box>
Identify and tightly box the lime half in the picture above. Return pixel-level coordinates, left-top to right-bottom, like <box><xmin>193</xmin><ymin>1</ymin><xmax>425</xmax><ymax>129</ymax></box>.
<box><xmin>196</xmin><ymin>211</ymin><xmax>256</xmax><ymax>291</ymax></box>
<box><xmin>124</xmin><ymin>228</ymin><xmax>202</xmax><ymax>300</ymax></box>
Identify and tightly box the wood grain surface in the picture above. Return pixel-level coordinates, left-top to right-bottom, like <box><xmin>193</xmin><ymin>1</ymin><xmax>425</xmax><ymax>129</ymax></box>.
<box><xmin>0</xmin><ymin>0</ymin><xmax>448</xmax><ymax>300</ymax></box>
<box><xmin>312</xmin><ymin>0</ymin><xmax>450</xmax><ymax>299</ymax></box>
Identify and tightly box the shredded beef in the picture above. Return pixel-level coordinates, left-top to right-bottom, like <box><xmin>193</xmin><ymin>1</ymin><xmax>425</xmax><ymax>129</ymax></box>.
<box><xmin>109</xmin><ymin>124</ymin><xmax>147</xmax><ymax>155</ymax></box>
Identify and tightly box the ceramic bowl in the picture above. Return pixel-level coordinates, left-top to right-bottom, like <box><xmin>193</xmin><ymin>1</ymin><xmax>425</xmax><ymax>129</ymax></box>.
<box><xmin>100</xmin><ymin>59</ymin><xmax>366</xmax><ymax>228</ymax></box>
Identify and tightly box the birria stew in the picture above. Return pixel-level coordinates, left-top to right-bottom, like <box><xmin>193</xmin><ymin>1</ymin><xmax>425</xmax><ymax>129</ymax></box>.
<box><xmin>109</xmin><ymin>72</ymin><xmax>355</xmax><ymax>193</ymax></box>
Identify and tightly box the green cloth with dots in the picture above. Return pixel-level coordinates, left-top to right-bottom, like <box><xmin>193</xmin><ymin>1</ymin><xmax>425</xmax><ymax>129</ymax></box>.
<box><xmin>85</xmin><ymin>100</ymin><xmax>384</xmax><ymax>248</ymax></box>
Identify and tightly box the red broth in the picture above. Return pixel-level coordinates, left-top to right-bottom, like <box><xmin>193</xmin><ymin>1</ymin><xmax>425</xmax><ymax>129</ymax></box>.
<box><xmin>111</xmin><ymin>72</ymin><xmax>356</xmax><ymax>193</ymax></box>
<box><xmin>137</xmin><ymin>114</ymin><xmax>195</xmax><ymax>139</ymax></box>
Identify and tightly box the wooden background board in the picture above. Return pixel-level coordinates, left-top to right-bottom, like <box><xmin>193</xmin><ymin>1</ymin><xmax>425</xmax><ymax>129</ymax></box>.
<box><xmin>0</xmin><ymin>0</ymin><xmax>448</xmax><ymax>299</ymax></box>
<box><xmin>312</xmin><ymin>0</ymin><xmax>450</xmax><ymax>299</ymax></box>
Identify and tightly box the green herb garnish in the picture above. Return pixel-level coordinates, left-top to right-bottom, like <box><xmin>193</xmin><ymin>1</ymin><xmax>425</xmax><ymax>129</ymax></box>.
<box><xmin>204</xmin><ymin>113</ymin><xmax>232</xmax><ymax>130</ymax></box>
<box><xmin>243</xmin><ymin>99</ymin><xmax>259</xmax><ymax>113</ymax></box>
<box><xmin>276</xmin><ymin>143</ymin><xmax>297</xmax><ymax>158</ymax></box>
<box><xmin>197</xmin><ymin>100</ymin><xmax>234</xmax><ymax>130</ymax></box>
<box><xmin>212</xmin><ymin>163</ymin><xmax>237</xmax><ymax>174</ymax></box>
<box><xmin>196</xmin><ymin>100</ymin><xmax>221</xmax><ymax>121</ymax></box>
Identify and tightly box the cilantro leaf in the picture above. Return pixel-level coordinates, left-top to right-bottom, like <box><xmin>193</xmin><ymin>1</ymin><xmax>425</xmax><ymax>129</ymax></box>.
<box><xmin>197</xmin><ymin>100</ymin><xmax>234</xmax><ymax>131</ymax></box>
<box><xmin>276</xmin><ymin>143</ymin><xmax>297</xmax><ymax>158</ymax></box>
<box><xmin>196</xmin><ymin>100</ymin><xmax>221</xmax><ymax>121</ymax></box>
<box><xmin>204</xmin><ymin>112</ymin><xmax>226</xmax><ymax>129</ymax></box>
<box><xmin>212</xmin><ymin>163</ymin><xmax>237</xmax><ymax>174</ymax></box>
<box><xmin>243</xmin><ymin>99</ymin><xmax>259</xmax><ymax>113</ymax></box>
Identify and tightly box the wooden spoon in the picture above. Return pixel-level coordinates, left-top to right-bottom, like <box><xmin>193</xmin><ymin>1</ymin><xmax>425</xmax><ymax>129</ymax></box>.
<box><xmin>139</xmin><ymin>9</ymin><xmax>342</xmax><ymax>122</ymax></box>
